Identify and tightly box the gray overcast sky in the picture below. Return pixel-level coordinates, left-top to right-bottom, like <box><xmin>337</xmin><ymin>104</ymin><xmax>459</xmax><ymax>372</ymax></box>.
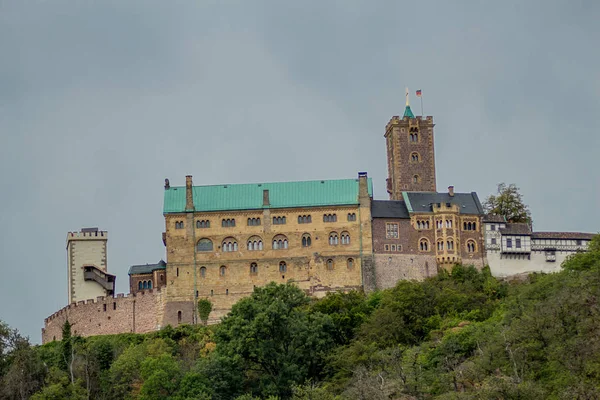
<box><xmin>1</xmin><ymin>0</ymin><xmax>599</xmax><ymax>342</ymax></box>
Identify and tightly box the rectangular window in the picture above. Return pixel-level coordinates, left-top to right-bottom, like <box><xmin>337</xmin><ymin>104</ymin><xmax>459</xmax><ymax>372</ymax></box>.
<box><xmin>516</xmin><ymin>238</ymin><xmax>521</xmax><ymax>248</ymax></box>
<box><xmin>386</xmin><ymin>223</ymin><xmax>399</xmax><ymax>239</ymax></box>
<box><xmin>507</xmin><ymin>238</ymin><xmax>512</xmax><ymax>248</ymax></box>
<box><xmin>576</xmin><ymin>239</ymin><xmax>582</xmax><ymax>246</ymax></box>
<box><xmin>491</xmin><ymin>224</ymin><xmax>496</xmax><ymax>231</ymax></box>
<box><xmin>491</xmin><ymin>238</ymin><xmax>497</xmax><ymax>245</ymax></box>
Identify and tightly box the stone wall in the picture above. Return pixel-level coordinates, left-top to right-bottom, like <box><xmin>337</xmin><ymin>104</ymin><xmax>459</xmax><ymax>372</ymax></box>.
<box><xmin>373</xmin><ymin>254</ymin><xmax>437</xmax><ymax>289</ymax></box>
<box><xmin>42</xmin><ymin>289</ymin><xmax>166</xmax><ymax>344</ymax></box>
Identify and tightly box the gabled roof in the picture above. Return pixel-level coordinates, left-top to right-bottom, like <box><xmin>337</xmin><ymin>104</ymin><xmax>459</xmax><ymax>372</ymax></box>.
<box><xmin>371</xmin><ymin>200</ymin><xmax>410</xmax><ymax>219</ymax></box>
<box><xmin>500</xmin><ymin>223</ymin><xmax>532</xmax><ymax>236</ymax></box>
<box><xmin>402</xmin><ymin>192</ymin><xmax>484</xmax><ymax>215</ymax></box>
<box><xmin>128</xmin><ymin>260</ymin><xmax>166</xmax><ymax>276</ymax></box>
<box><xmin>163</xmin><ymin>178</ymin><xmax>373</xmax><ymax>214</ymax></box>
<box><xmin>532</xmin><ymin>232</ymin><xmax>596</xmax><ymax>240</ymax></box>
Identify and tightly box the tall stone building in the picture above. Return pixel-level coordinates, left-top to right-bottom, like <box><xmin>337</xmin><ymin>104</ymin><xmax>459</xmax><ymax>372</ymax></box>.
<box><xmin>385</xmin><ymin>95</ymin><xmax>436</xmax><ymax>197</ymax></box>
<box><xmin>161</xmin><ymin>173</ymin><xmax>373</xmax><ymax>324</ymax></box>
<box><xmin>66</xmin><ymin>228</ymin><xmax>115</xmax><ymax>304</ymax></box>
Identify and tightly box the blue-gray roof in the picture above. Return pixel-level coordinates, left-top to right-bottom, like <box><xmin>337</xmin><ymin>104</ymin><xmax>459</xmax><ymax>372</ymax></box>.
<box><xmin>128</xmin><ymin>260</ymin><xmax>166</xmax><ymax>275</ymax></box>
<box><xmin>371</xmin><ymin>200</ymin><xmax>410</xmax><ymax>219</ymax></box>
<box><xmin>402</xmin><ymin>192</ymin><xmax>484</xmax><ymax>215</ymax></box>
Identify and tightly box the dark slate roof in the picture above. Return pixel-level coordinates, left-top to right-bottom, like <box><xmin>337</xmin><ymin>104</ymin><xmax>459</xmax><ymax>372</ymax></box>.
<box><xmin>402</xmin><ymin>192</ymin><xmax>484</xmax><ymax>215</ymax></box>
<box><xmin>128</xmin><ymin>260</ymin><xmax>166</xmax><ymax>275</ymax></box>
<box><xmin>500</xmin><ymin>223</ymin><xmax>532</xmax><ymax>236</ymax></box>
<box><xmin>371</xmin><ymin>200</ymin><xmax>410</xmax><ymax>219</ymax></box>
<box><xmin>532</xmin><ymin>232</ymin><xmax>596</xmax><ymax>240</ymax></box>
<box><xmin>483</xmin><ymin>214</ymin><xmax>506</xmax><ymax>223</ymax></box>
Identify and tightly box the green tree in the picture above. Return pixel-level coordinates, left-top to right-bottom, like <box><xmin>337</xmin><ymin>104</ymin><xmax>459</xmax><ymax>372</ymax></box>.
<box><xmin>215</xmin><ymin>283</ymin><xmax>335</xmax><ymax>399</ymax></box>
<box><xmin>197</xmin><ymin>299</ymin><xmax>213</xmax><ymax>326</ymax></box>
<box><xmin>484</xmin><ymin>183</ymin><xmax>532</xmax><ymax>224</ymax></box>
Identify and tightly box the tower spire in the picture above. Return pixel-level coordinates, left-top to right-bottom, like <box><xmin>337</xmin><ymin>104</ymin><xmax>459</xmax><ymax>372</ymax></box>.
<box><xmin>403</xmin><ymin>86</ymin><xmax>415</xmax><ymax>118</ymax></box>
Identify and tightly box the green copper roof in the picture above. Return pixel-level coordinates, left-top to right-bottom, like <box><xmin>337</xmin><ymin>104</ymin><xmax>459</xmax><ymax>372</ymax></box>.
<box><xmin>164</xmin><ymin>178</ymin><xmax>373</xmax><ymax>213</ymax></box>
<box><xmin>403</xmin><ymin>105</ymin><xmax>415</xmax><ymax>119</ymax></box>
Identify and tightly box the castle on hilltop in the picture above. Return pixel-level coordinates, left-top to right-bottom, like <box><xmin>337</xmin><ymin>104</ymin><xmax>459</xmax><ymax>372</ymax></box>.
<box><xmin>42</xmin><ymin>96</ymin><xmax>595</xmax><ymax>343</ymax></box>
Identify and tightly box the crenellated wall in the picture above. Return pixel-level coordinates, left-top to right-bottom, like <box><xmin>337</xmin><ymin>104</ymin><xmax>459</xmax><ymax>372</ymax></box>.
<box><xmin>42</xmin><ymin>288</ymin><xmax>167</xmax><ymax>344</ymax></box>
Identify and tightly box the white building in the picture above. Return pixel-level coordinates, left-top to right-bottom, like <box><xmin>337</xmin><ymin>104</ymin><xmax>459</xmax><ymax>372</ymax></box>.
<box><xmin>483</xmin><ymin>215</ymin><xmax>595</xmax><ymax>277</ymax></box>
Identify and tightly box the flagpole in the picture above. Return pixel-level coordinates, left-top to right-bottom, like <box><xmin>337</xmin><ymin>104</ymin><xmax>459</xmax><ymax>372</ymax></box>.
<box><xmin>420</xmin><ymin>95</ymin><xmax>424</xmax><ymax>116</ymax></box>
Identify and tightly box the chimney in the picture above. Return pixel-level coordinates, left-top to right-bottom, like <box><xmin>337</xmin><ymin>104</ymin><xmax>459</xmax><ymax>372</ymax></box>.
<box><xmin>164</xmin><ymin>178</ymin><xmax>170</xmax><ymax>190</ymax></box>
<box><xmin>358</xmin><ymin>172</ymin><xmax>370</xmax><ymax>204</ymax></box>
<box><xmin>185</xmin><ymin>175</ymin><xmax>194</xmax><ymax>211</ymax></box>
<box><xmin>263</xmin><ymin>189</ymin><xmax>270</xmax><ymax>206</ymax></box>
<box><xmin>448</xmin><ymin>186</ymin><xmax>454</xmax><ymax>197</ymax></box>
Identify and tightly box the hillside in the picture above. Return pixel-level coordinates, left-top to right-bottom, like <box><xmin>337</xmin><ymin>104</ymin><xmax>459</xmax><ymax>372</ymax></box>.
<box><xmin>1</xmin><ymin>235</ymin><xmax>599</xmax><ymax>399</ymax></box>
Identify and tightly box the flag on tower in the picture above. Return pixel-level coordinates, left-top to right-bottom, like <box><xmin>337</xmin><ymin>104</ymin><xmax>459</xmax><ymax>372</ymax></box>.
<box><xmin>416</xmin><ymin>89</ymin><xmax>422</xmax><ymax>97</ymax></box>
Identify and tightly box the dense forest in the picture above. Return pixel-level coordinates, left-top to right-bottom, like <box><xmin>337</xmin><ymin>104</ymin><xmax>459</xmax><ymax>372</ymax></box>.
<box><xmin>2</xmin><ymin>235</ymin><xmax>599</xmax><ymax>399</ymax></box>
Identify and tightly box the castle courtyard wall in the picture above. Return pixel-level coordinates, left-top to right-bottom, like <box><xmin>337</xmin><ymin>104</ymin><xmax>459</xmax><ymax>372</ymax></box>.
<box><xmin>42</xmin><ymin>289</ymin><xmax>165</xmax><ymax>344</ymax></box>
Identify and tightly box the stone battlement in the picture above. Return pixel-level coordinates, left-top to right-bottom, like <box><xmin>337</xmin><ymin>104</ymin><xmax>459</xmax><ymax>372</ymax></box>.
<box><xmin>67</xmin><ymin>230</ymin><xmax>108</xmax><ymax>240</ymax></box>
<box><xmin>42</xmin><ymin>288</ymin><xmax>166</xmax><ymax>343</ymax></box>
<box><xmin>385</xmin><ymin>115</ymin><xmax>434</xmax><ymax>131</ymax></box>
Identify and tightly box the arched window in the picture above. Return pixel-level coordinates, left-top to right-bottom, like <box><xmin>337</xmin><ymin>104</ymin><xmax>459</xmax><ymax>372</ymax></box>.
<box><xmin>200</xmin><ymin>266</ymin><xmax>206</xmax><ymax>278</ymax></box>
<box><xmin>413</xmin><ymin>175</ymin><xmax>420</xmax><ymax>184</ymax></box>
<box><xmin>472</xmin><ymin>222</ymin><xmax>477</xmax><ymax>230</ymax></box>
<box><xmin>411</xmin><ymin>152</ymin><xmax>420</xmax><ymax>162</ymax></box>
<box><xmin>138</xmin><ymin>281</ymin><xmax>142</xmax><ymax>290</ymax></box>
<box><xmin>419</xmin><ymin>239</ymin><xmax>429</xmax><ymax>252</ymax></box>
<box><xmin>273</xmin><ymin>216</ymin><xmax>287</xmax><ymax>225</ymax></box>
<box><xmin>437</xmin><ymin>240</ymin><xmax>444</xmax><ymax>251</ymax></box>
<box><xmin>347</xmin><ymin>258</ymin><xmax>354</xmax><ymax>269</ymax></box>
<box><xmin>175</xmin><ymin>221</ymin><xmax>184</xmax><ymax>229</ymax></box>
<box><xmin>323</xmin><ymin>214</ymin><xmax>337</xmax><ymax>223</ymax></box>
<box><xmin>177</xmin><ymin>311</ymin><xmax>182</xmax><ymax>323</ymax></box>
<box><xmin>272</xmin><ymin>235</ymin><xmax>288</xmax><ymax>250</ymax></box>
<box><xmin>279</xmin><ymin>261</ymin><xmax>287</xmax><ymax>273</ymax></box>
<box><xmin>219</xmin><ymin>266</ymin><xmax>227</xmax><ymax>276</ymax></box>
<box><xmin>302</xmin><ymin>233</ymin><xmax>312</xmax><ymax>247</ymax></box>
<box><xmin>148</xmin><ymin>281</ymin><xmax>152</xmax><ymax>289</ymax></box>
<box><xmin>143</xmin><ymin>281</ymin><xmax>148</xmax><ymax>289</ymax></box>
<box><xmin>447</xmin><ymin>240</ymin><xmax>454</xmax><ymax>250</ymax></box>
<box><xmin>196</xmin><ymin>238</ymin><xmax>213</xmax><ymax>252</ymax></box>
<box><xmin>250</xmin><ymin>262</ymin><xmax>258</xmax><ymax>274</ymax></box>
<box><xmin>326</xmin><ymin>259</ymin><xmax>334</xmax><ymax>270</ymax></box>
<box><xmin>446</xmin><ymin>219</ymin><xmax>452</xmax><ymax>228</ymax></box>
<box><xmin>340</xmin><ymin>232</ymin><xmax>350</xmax><ymax>245</ymax></box>
<box><xmin>467</xmin><ymin>240</ymin><xmax>476</xmax><ymax>253</ymax></box>
<box><xmin>329</xmin><ymin>232</ymin><xmax>339</xmax><ymax>245</ymax></box>
<box><xmin>221</xmin><ymin>218</ymin><xmax>236</xmax><ymax>227</ymax></box>
<box><xmin>196</xmin><ymin>220</ymin><xmax>210</xmax><ymax>228</ymax></box>
<box><xmin>247</xmin><ymin>236</ymin><xmax>263</xmax><ymax>251</ymax></box>
<box><xmin>347</xmin><ymin>213</ymin><xmax>357</xmax><ymax>221</ymax></box>
<box><xmin>221</xmin><ymin>238</ymin><xmax>238</xmax><ymax>252</ymax></box>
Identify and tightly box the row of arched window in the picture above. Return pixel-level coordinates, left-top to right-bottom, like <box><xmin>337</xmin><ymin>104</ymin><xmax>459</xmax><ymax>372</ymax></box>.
<box><xmin>222</xmin><ymin>219</ymin><xmax>236</xmax><ymax>227</ymax></box>
<box><xmin>195</xmin><ymin>232</ymin><xmax>351</xmax><ymax>252</ymax></box>
<box><xmin>248</xmin><ymin>218</ymin><xmax>261</xmax><ymax>226</ymax></box>
<box><xmin>419</xmin><ymin>238</ymin><xmax>477</xmax><ymax>253</ymax></box>
<box><xmin>137</xmin><ymin>280</ymin><xmax>153</xmax><ymax>290</ymax></box>
<box><xmin>182</xmin><ymin>212</ymin><xmax>359</xmax><ymax>229</ymax></box>
<box><xmin>437</xmin><ymin>240</ymin><xmax>454</xmax><ymax>251</ymax></box>
<box><xmin>197</xmin><ymin>259</ymin><xmax>354</xmax><ymax>278</ymax></box>
<box><xmin>416</xmin><ymin>220</ymin><xmax>430</xmax><ymax>230</ymax></box>
<box><xmin>298</xmin><ymin>215</ymin><xmax>312</xmax><ymax>224</ymax></box>
<box><xmin>323</xmin><ymin>214</ymin><xmax>337</xmax><ymax>222</ymax></box>
<box><xmin>435</xmin><ymin>220</ymin><xmax>453</xmax><ymax>229</ymax></box>
<box><xmin>409</xmin><ymin>127</ymin><xmax>419</xmax><ymax>143</ymax></box>
<box><xmin>273</xmin><ymin>216</ymin><xmax>286</xmax><ymax>225</ymax></box>
<box><xmin>464</xmin><ymin>221</ymin><xmax>477</xmax><ymax>231</ymax></box>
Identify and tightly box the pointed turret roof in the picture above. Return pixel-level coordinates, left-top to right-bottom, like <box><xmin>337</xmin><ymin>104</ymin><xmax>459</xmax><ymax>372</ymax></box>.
<box><xmin>403</xmin><ymin>87</ymin><xmax>415</xmax><ymax>118</ymax></box>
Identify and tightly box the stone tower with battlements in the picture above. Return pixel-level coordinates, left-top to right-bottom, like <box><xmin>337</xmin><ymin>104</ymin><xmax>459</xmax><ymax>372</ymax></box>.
<box><xmin>385</xmin><ymin>93</ymin><xmax>436</xmax><ymax>199</ymax></box>
<box><xmin>67</xmin><ymin>227</ymin><xmax>115</xmax><ymax>304</ymax></box>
